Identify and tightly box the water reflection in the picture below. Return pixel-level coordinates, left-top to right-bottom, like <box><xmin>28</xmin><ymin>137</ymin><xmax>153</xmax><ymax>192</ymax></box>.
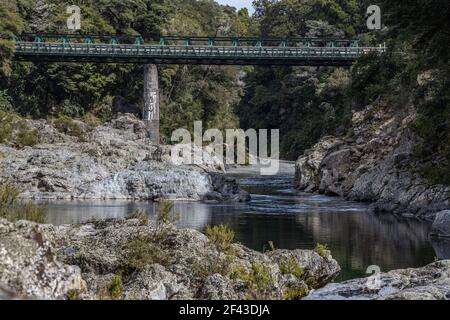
<box><xmin>43</xmin><ymin>167</ymin><xmax>447</xmax><ymax>281</ymax></box>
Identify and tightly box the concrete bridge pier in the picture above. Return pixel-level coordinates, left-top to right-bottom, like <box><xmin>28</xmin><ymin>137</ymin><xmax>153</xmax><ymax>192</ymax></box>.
<box><xmin>143</xmin><ymin>64</ymin><xmax>160</xmax><ymax>144</ymax></box>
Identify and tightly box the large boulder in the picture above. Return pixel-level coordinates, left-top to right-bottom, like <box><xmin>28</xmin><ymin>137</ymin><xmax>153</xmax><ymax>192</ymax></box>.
<box><xmin>0</xmin><ymin>219</ymin><xmax>341</xmax><ymax>300</ymax></box>
<box><xmin>0</xmin><ymin>114</ymin><xmax>247</xmax><ymax>202</ymax></box>
<box><xmin>432</xmin><ymin>211</ymin><xmax>450</xmax><ymax>238</ymax></box>
<box><xmin>0</xmin><ymin>219</ymin><xmax>85</xmax><ymax>300</ymax></box>
<box><xmin>305</xmin><ymin>260</ymin><xmax>450</xmax><ymax>300</ymax></box>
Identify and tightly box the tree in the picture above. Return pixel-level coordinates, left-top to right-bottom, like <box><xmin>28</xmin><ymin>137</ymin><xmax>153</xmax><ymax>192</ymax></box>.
<box><xmin>0</xmin><ymin>0</ymin><xmax>24</xmax><ymax>76</ymax></box>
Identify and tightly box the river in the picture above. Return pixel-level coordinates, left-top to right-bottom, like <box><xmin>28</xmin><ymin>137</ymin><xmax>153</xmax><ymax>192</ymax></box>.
<box><xmin>43</xmin><ymin>162</ymin><xmax>448</xmax><ymax>281</ymax></box>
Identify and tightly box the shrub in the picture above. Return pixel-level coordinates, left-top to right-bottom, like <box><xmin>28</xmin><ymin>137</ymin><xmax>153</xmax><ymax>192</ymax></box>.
<box><xmin>107</xmin><ymin>274</ymin><xmax>123</xmax><ymax>300</ymax></box>
<box><xmin>67</xmin><ymin>290</ymin><xmax>81</xmax><ymax>301</ymax></box>
<box><xmin>0</xmin><ymin>111</ymin><xmax>18</xmax><ymax>144</ymax></box>
<box><xmin>284</xmin><ymin>283</ymin><xmax>309</xmax><ymax>300</ymax></box>
<box><xmin>0</xmin><ymin>90</ymin><xmax>12</xmax><ymax>112</ymax></box>
<box><xmin>92</xmin><ymin>95</ymin><xmax>113</xmax><ymax>122</ymax></box>
<box><xmin>279</xmin><ymin>257</ymin><xmax>304</xmax><ymax>279</ymax></box>
<box><xmin>156</xmin><ymin>200</ymin><xmax>179</xmax><ymax>225</ymax></box>
<box><xmin>206</xmin><ymin>224</ymin><xmax>235</xmax><ymax>254</ymax></box>
<box><xmin>263</xmin><ymin>241</ymin><xmax>276</xmax><ymax>253</ymax></box>
<box><xmin>0</xmin><ymin>183</ymin><xmax>20</xmax><ymax>206</ymax></box>
<box><xmin>193</xmin><ymin>254</ymin><xmax>235</xmax><ymax>279</ymax></box>
<box><xmin>230</xmin><ymin>262</ymin><xmax>277</xmax><ymax>300</ymax></box>
<box><xmin>314</xmin><ymin>243</ymin><xmax>330</xmax><ymax>258</ymax></box>
<box><xmin>153</xmin><ymin>200</ymin><xmax>179</xmax><ymax>241</ymax></box>
<box><xmin>98</xmin><ymin>274</ymin><xmax>123</xmax><ymax>300</ymax></box>
<box><xmin>191</xmin><ymin>225</ymin><xmax>237</xmax><ymax>279</ymax></box>
<box><xmin>123</xmin><ymin>236</ymin><xmax>172</xmax><ymax>271</ymax></box>
<box><xmin>127</xmin><ymin>209</ymin><xmax>148</xmax><ymax>226</ymax></box>
<box><xmin>15</xmin><ymin>121</ymin><xmax>39</xmax><ymax>148</ymax></box>
<box><xmin>83</xmin><ymin>112</ymin><xmax>101</xmax><ymax>129</ymax></box>
<box><xmin>305</xmin><ymin>274</ymin><xmax>322</xmax><ymax>289</ymax></box>
<box><xmin>53</xmin><ymin>115</ymin><xmax>86</xmax><ymax>142</ymax></box>
<box><xmin>413</xmin><ymin>86</ymin><xmax>450</xmax><ymax>186</ymax></box>
<box><xmin>0</xmin><ymin>183</ymin><xmax>46</xmax><ymax>223</ymax></box>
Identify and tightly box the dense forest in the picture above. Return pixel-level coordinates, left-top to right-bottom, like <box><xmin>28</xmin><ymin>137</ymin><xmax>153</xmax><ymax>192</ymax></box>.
<box><xmin>0</xmin><ymin>0</ymin><xmax>449</xmax><ymax>183</ymax></box>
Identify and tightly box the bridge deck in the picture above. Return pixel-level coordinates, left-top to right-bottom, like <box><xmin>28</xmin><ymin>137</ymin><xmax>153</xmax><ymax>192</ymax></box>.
<box><xmin>14</xmin><ymin>42</ymin><xmax>384</xmax><ymax>66</ymax></box>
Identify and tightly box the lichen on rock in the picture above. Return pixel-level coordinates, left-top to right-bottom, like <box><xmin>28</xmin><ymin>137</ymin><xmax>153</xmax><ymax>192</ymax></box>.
<box><xmin>0</xmin><ymin>218</ymin><xmax>340</xmax><ymax>300</ymax></box>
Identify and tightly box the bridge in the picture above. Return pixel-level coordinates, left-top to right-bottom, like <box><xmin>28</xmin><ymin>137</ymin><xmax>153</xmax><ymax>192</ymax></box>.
<box><xmin>14</xmin><ymin>34</ymin><xmax>385</xmax><ymax>66</ymax></box>
<box><xmin>13</xmin><ymin>34</ymin><xmax>385</xmax><ymax>144</ymax></box>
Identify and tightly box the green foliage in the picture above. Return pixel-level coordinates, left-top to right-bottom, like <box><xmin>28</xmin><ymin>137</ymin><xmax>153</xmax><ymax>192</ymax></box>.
<box><xmin>122</xmin><ymin>201</ymin><xmax>179</xmax><ymax>273</ymax></box>
<box><xmin>0</xmin><ymin>90</ymin><xmax>12</xmax><ymax>111</ymax></box>
<box><xmin>238</xmin><ymin>65</ymin><xmax>354</xmax><ymax>159</ymax></box>
<box><xmin>1</xmin><ymin>0</ymin><xmax>245</xmax><ymax>138</ymax></box>
<box><xmin>193</xmin><ymin>253</ymin><xmax>235</xmax><ymax>279</ymax></box>
<box><xmin>0</xmin><ymin>183</ymin><xmax>20</xmax><ymax>206</ymax></box>
<box><xmin>284</xmin><ymin>283</ymin><xmax>309</xmax><ymax>300</ymax></box>
<box><xmin>279</xmin><ymin>257</ymin><xmax>304</xmax><ymax>279</ymax></box>
<box><xmin>82</xmin><ymin>112</ymin><xmax>102</xmax><ymax>129</ymax></box>
<box><xmin>237</xmin><ymin>0</ymin><xmax>366</xmax><ymax>159</ymax></box>
<box><xmin>0</xmin><ymin>111</ymin><xmax>39</xmax><ymax>148</ymax></box>
<box><xmin>53</xmin><ymin>115</ymin><xmax>86</xmax><ymax>141</ymax></box>
<box><xmin>123</xmin><ymin>236</ymin><xmax>173</xmax><ymax>270</ymax></box>
<box><xmin>156</xmin><ymin>200</ymin><xmax>179</xmax><ymax>225</ymax></box>
<box><xmin>0</xmin><ymin>0</ymin><xmax>24</xmax><ymax>76</ymax></box>
<box><xmin>15</xmin><ymin>121</ymin><xmax>39</xmax><ymax>148</ymax></box>
<box><xmin>413</xmin><ymin>71</ymin><xmax>450</xmax><ymax>185</ymax></box>
<box><xmin>206</xmin><ymin>224</ymin><xmax>235</xmax><ymax>254</ymax></box>
<box><xmin>67</xmin><ymin>290</ymin><xmax>81</xmax><ymax>300</ymax></box>
<box><xmin>263</xmin><ymin>240</ymin><xmax>276</xmax><ymax>253</ymax></box>
<box><xmin>196</xmin><ymin>224</ymin><xmax>237</xmax><ymax>278</ymax></box>
<box><xmin>362</xmin><ymin>1</ymin><xmax>450</xmax><ymax>186</ymax></box>
<box><xmin>0</xmin><ymin>183</ymin><xmax>46</xmax><ymax>223</ymax></box>
<box><xmin>230</xmin><ymin>262</ymin><xmax>276</xmax><ymax>300</ymax></box>
<box><xmin>349</xmin><ymin>51</ymin><xmax>409</xmax><ymax>106</ymax></box>
<box><xmin>127</xmin><ymin>209</ymin><xmax>148</xmax><ymax>226</ymax></box>
<box><xmin>378</xmin><ymin>0</ymin><xmax>450</xmax><ymax>70</ymax></box>
<box><xmin>305</xmin><ymin>274</ymin><xmax>322</xmax><ymax>289</ymax></box>
<box><xmin>314</xmin><ymin>243</ymin><xmax>330</xmax><ymax>258</ymax></box>
<box><xmin>255</xmin><ymin>0</ymin><xmax>362</xmax><ymax>38</ymax></box>
<box><xmin>98</xmin><ymin>274</ymin><xmax>123</xmax><ymax>300</ymax></box>
<box><xmin>107</xmin><ymin>274</ymin><xmax>123</xmax><ymax>300</ymax></box>
<box><xmin>0</xmin><ymin>111</ymin><xmax>18</xmax><ymax>143</ymax></box>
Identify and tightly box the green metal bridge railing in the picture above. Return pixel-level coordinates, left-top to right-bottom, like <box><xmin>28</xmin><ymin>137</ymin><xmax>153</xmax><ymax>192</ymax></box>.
<box><xmin>14</xmin><ymin>34</ymin><xmax>386</xmax><ymax>66</ymax></box>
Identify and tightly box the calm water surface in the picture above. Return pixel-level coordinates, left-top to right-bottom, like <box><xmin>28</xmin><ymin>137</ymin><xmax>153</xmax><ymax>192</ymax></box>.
<box><xmin>43</xmin><ymin>163</ymin><xmax>449</xmax><ymax>281</ymax></box>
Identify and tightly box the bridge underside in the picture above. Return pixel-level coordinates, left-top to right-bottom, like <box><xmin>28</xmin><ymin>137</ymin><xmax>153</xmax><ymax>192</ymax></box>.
<box><xmin>13</xmin><ymin>42</ymin><xmax>378</xmax><ymax>67</ymax></box>
<box><xmin>14</xmin><ymin>55</ymin><xmax>355</xmax><ymax>66</ymax></box>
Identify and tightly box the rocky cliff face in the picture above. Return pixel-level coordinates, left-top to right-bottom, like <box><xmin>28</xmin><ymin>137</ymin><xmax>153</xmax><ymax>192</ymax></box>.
<box><xmin>0</xmin><ymin>114</ymin><xmax>248</xmax><ymax>202</ymax></box>
<box><xmin>0</xmin><ymin>218</ymin><xmax>340</xmax><ymax>300</ymax></box>
<box><xmin>295</xmin><ymin>103</ymin><xmax>449</xmax><ymax>219</ymax></box>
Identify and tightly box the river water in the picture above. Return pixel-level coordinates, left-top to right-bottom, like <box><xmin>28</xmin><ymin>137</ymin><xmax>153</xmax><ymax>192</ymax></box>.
<box><xmin>43</xmin><ymin>162</ymin><xmax>448</xmax><ymax>281</ymax></box>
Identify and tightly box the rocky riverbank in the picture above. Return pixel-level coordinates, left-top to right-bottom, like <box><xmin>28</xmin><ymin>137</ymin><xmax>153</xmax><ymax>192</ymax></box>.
<box><xmin>0</xmin><ymin>218</ymin><xmax>340</xmax><ymax>300</ymax></box>
<box><xmin>295</xmin><ymin>103</ymin><xmax>449</xmax><ymax>219</ymax></box>
<box><xmin>306</xmin><ymin>260</ymin><xmax>450</xmax><ymax>300</ymax></box>
<box><xmin>0</xmin><ymin>114</ymin><xmax>249</xmax><ymax>202</ymax></box>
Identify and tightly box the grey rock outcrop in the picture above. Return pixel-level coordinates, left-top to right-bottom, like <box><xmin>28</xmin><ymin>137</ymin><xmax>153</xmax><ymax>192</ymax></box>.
<box><xmin>432</xmin><ymin>211</ymin><xmax>450</xmax><ymax>238</ymax></box>
<box><xmin>305</xmin><ymin>260</ymin><xmax>450</xmax><ymax>300</ymax></box>
<box><xmin>0</xmin><ymin>219</ymin><xmax>85</xmax><ymax>299</ymax></box>
<box><xmin>0</xmin><ymin>114</ymin><xmax>248</xmax><ymax>202</ymax></box>
<box><xmin>295</xmin><ymin>103</ymin><xmax>450</xmax><ymax>218</ymax></box>
<box><xmin>0</xmin><ymin>219</ymin><xmax>340</xmax><ymax>300</ymax></box>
